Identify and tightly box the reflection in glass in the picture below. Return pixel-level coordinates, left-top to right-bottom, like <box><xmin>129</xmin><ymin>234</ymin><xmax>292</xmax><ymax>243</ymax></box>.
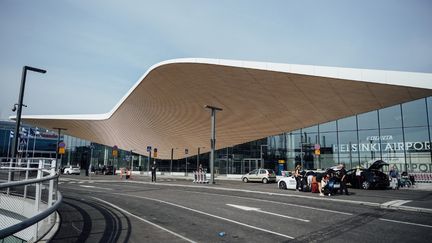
<box><xmin>403</xmin><ymin>98</ymin><xmax>428</xmax><ymax>127</ymax></box>
<box><xmin>319</xmin><ymin>121</ymin><xmax>336</xmax><ymax>132</ymax></box>
<box><xmin>302</xmin><ymin>125</ymin><xmax>318</xmax><ymax>134</ymax></box>
<box><xmin>320</xmin><ymin>132</ymin><xmax>338</xmax><ymax>169</ymax></box>
<box><xmin>357</xmin><ymin>129</ymin><xmax>380</xmax><ymax>167</ymax></box>
<box><xmin>358</xmin><ymin>110</ymin><xmax>378</xmax><ymax>129</ymax></box>
<box><xmin>404</xmin><ymin>127</ymin><xmax>431</xmax><ymax>173</ymax></box>
<box><xmin>338</xmin><ymin>116</ymin><xmax>357</xmax><ymax>131</ymax></box>
<box><xmin>379</xmin><ymin>104</ymin><xmax>402</xmax><ymax>129</ymax></box>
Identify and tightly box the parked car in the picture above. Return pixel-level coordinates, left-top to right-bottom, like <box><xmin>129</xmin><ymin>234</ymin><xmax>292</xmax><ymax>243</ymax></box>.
<box><xmin>278</xmin><ymin>175</ymin><xmax>297</xmax><ymax>190</ymax></box>
<box><xmin>345</xmin><ymin>160</ymin><xmax>390</xmax><ymax>189</ymax></box>
<box><xmin>63</xmin><ymin>166</ymin><xmax>81</xmax><ymax>175</ymax></box>
<box><xmin>103</xmin><ymin>165</ymin><xmax>116</xmax><ymax>175</ymax></box>
<box><xmin>241</xmin><ymin>169</ymin><xmax>276</xmax><ymax>184</ymax></box>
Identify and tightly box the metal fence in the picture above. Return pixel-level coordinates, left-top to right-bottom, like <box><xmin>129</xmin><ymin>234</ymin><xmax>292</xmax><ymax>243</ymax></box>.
<box><xmin>0</xmin><ymin>158</ymin><xmax>62</xmax><ymax>243</ymax></box>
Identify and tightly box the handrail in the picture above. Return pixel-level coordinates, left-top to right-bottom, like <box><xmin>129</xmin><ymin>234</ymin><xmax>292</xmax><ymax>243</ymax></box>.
<box><xmin>0</xmin><ymin>173</ymin><xmax>59</xmax><ymax>189</ymax></box>
<box><xmin>0</xmin><ymin>192</ymin><xmax>63</xmax><ymax>239</ymax></box>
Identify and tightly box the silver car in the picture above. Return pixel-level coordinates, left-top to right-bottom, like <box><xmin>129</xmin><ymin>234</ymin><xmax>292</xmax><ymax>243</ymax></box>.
<box><xmin>241</xmin><ymin>169</ymin><xmax>276</xmax><ymax>184</ymax></box>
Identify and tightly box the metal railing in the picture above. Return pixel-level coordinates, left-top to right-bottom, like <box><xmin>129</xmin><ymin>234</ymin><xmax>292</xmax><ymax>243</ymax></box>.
<box><xmin>0</xmin><ymin>158</ymin><xmax>62</xmax><ymax>243</ymax></box>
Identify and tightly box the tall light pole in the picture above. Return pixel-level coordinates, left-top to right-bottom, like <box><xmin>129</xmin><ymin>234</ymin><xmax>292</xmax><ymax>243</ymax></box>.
<box><xmin>53</xmin><ymin>127</ymin><xmax>67</xmax><ymax>171</ymax></box>
<box><xmin>11</xmin><ymin>66</ymin><xmax>46</xmax><ymax>160</ymax></box>
<box><xmin>205</xmin><ymin>105</ymin><xmax>222</xmax><ymax>184</ymax></box>
<box><xmin>260</xmin><ymin>144</ymin><xmax>268</xmax><ymax>168</ymax></box>
<box><xmin>170</xmin><ymin>147</ymin><xmax>178</xmax><ymax>175</ymax></box>
<box><xmin>130</xmin><ymin>149</ymin><xmax>135</xmax><ymax>170</ymax></box>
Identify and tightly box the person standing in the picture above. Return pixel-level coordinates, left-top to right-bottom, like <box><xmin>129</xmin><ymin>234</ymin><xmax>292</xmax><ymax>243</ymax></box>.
<box><xmin>151</xmin><ymin>161</ymin><xmax>157</xmax><ymax>182</ymax></box>
<box><xmin>294</xmin><ymin>164</ymin><xmax>302</xmax><ymax>191</ymax></box>
<box><xmin>339</xmin><ymin>163</ymin><xmax>349</xmax><ymax>195</ymax></box>
<box><xmin>389</xmin><ymin>165</ymin><xmax>400</xmax><ymax>189</ymax></box>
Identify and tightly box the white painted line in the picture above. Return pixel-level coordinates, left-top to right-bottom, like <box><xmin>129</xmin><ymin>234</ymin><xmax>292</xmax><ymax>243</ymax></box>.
<box><xmin>114</xmin><ymin>193</ymin><xmax>295</xmax><ymax>239</ymax></box>
<box><xmin>379</xmin><ymin>218</ymin><xmax>432</xmax><ymax>228</ymax></box>
<box><xmin>381</xmin><ymin>200</ymin><xmax>412</xmax><ymax>207</ymax></box>
<box><xmin>92</xmin><ymin>197</ymin><xmax>196</xmax><ymax>243</ymax></box>
<box><xmin>187</xmin><ymin>190</ymin><xmax>353</xmax><ymax>216</ymax></box>
<box><xmin>226</xmin><ymin>204</ymin><xmax>309</xmax><ymax>222</ymax></box>
<box><xmin>79</xmin><ymin>185</ymin><xmax>112</xmax><ymax>190</ymax></box>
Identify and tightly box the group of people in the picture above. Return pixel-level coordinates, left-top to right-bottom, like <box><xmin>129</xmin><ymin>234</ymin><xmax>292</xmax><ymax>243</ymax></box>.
<box><xmin>293</xmin><ymin>163</ymin><xmax>349</xmax><ymax>196</ymax></box>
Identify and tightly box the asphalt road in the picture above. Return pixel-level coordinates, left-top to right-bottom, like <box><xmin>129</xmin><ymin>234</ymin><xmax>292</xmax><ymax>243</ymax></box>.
<box><xmin>51</xmin><ymin>175</ymin><xmax>432</xmax><ymax>242</ymax></box>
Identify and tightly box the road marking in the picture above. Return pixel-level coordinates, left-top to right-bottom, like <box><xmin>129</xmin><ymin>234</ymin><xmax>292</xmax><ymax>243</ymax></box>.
<box><xmin>226</xmin><ymin>204</ymin><xmax>309</xmax><ymax>222</ymax></box>
<box><xmin>381</xmin><ymin>200</ymin><xmax>412</xmax><ymax>207</ymax></box>
<box><xmin>186</xmin><ymin>190</ymin><xmax>353</xmax><ymax>216</ymax></box>
<box><xmin>91</xmin><ymin>197</ymin><xmax>197</xmax><ymax>243</ymax></box>
<box><xmin>379</xmin><ymin>218</ymin><xmax>432</xmax><ymax>228</ymax></box>
<box><xmin>79</xmin><ymin>185</ymin><xmax>112</xmax><ymax>190</ymax></box>
<box><xmin>113</xmin><ymin>193</ymin><xmax>295</xmax><ymax>239</ymax></box>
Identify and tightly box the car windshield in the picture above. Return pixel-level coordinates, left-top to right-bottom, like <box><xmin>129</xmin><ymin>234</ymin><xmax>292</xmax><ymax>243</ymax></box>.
<box><xmin>267</xmin><ymin>169</ymin><xmax>275</xmax><ymax>174</ymax></box>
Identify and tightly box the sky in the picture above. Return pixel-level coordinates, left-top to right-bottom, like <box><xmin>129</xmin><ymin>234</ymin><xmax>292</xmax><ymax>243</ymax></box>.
<box><xmin>1</xmin><ymin>0</ymin><xmax>431</xmax><ymax>120</ymax></box>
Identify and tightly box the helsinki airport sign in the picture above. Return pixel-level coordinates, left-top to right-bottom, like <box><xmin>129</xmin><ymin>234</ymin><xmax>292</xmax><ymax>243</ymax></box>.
<box><xmin>333</xmin><ymin>135</ymin><xmax>430</xmax><ymax>153</ymax></box>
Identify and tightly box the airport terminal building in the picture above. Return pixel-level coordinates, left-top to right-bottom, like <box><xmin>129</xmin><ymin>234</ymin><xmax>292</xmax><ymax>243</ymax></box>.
<box><xmin>7</xmin><ymin>58</ymin><xmax>432</xmax><ymax>176</ymax></box>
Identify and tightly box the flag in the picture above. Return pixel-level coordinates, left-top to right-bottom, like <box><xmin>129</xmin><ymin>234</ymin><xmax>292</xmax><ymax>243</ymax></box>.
<box><xmin>35</xmin><ymin>127</ymin><xmax>40</xmax><ymax>136</ymax></box>
<box><xmin>29</xmin><ymin>128</ymin><xmax>35</xmax><ymax>137</ymax></box>
<box><xmin>9</xmin><ymin>131</ymin><xmax>14</xmax><ymax>138</ymax></box>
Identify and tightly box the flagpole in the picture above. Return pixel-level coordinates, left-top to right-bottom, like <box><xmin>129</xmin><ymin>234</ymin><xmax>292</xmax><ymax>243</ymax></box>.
<box><xmin>25</xmin><ymin>129</ymin><xmax>30</xmax><ymax>159</ymax></box>
<box><xmin>32</xmin><ymin>128</ymin><xmax>38</xmax><ymax>158</ymax></box>
<box><xmin>6</xmin><ymin>132</ymin><xmax>11</xmax><ymax>160</ymax></box>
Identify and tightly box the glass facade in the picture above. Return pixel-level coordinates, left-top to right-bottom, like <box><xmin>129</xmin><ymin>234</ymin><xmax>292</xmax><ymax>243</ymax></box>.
<box><xmin>211</xmin><ymin>97</ymin><xmax>432</xmax><ymax>175</ymax></box>
<box><xmin>0</xmin><ymin>121</ymin><xmax>146</xmax><ymax>172</ymax></box>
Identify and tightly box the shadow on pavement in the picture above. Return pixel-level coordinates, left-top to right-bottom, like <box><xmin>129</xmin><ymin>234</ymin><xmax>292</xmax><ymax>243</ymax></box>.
<box><xmin>51</xmin><ymin>196</ymin><xmax>131</xmax><ymax>243</ymax></box>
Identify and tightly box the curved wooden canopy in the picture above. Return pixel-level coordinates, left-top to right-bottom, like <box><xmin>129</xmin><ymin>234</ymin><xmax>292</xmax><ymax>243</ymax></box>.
<box><xmin>20</xmin><ymin>58</ymin><xmax>432</xmax><ymax>159</ymax></box>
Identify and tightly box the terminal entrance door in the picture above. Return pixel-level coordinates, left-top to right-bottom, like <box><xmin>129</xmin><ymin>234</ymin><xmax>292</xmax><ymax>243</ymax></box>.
<box><xmin>241</xmin><ymin>158</ymin><xmax>260</xmax><ymax>174</ymax></box>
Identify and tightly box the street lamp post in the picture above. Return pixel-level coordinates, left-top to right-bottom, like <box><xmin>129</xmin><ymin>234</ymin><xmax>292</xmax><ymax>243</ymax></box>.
<box><xmin>53</xmin><ymin>127</ymin><xmax>67</xmax><ymax>171</ymax></box>
<box><xmin>260</xmin><ymin>144</ymin><xmax>268</xmax><ymax>168</ymax></box>
<box><xmin>205</xmin><ymin>105</ymin><xmax>222</xmax><ymax>184</ymax></box>
<box><xmin>130</xmin><ymin>149</ymin><xmax>135</xmax><ymax>170</ymax></box>
<box><xmin>170</xmin><ymin>148</ymin><xmax>178</xmax><ymax>175</ymax></box>
<box><xmin>11</xmin><ymin>66</ymin><xmax>46</xmax><ymax>160</ymax></box>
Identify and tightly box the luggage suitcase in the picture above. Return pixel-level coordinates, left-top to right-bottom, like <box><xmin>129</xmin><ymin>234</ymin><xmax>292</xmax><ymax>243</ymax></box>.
<box><xmin>311</xmin><ymin>182</ymin><xmax>319</xmax><ymax>193</ymax></box>
<box><xmin>390</xmin><ymin>178</ymin><xmax>398</xmax><ymax>189</ymax></box>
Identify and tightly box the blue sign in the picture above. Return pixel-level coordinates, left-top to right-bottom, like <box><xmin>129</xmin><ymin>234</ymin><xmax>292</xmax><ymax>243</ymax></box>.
<box><xmin>147</xmin><ymin>146</ymin><xmax>152</xmax><ymax>152</ymax></box>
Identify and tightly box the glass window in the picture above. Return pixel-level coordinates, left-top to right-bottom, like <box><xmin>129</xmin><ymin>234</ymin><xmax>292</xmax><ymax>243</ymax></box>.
<box><xmin>379</xmin><ymin>128</ymin><xmax>405</xmax><ymax>172</ymax></box>
<box><xmin>319</xmin><ymin>121</ymin><xmax>336</xmax><ymax>132</ymax></box>
<box><xmin>358</xmin><ymin>110</ymin><xmax>378</xmax><ymax>129</ymax></box>
<box><xmin>302</xmin><ymin>125</ymin><xmax>318</xmax><ymax>134</ymax></box>
<box><xmin>337</xmin><ymin>116</ymin><xmax>357</xmax><ymax>131</ymax></box>
<box><xmin>379</xmin><ymin>105</ymin><xmax>402</xmax><ymax>129</ymax></box>
<box><xmin>338</xmin><ymin>131</ymin><xmax>359</xmax><ymax>170</ymax></box>
<box><xmin>427</xmin><ymin>97</ymin><xmax>432</xmax><ymax>125</ymax></box>
<box><xmin>402</xmin><ymin>98</ymin><xmax>428</xmax><ymax>127</ymax></box>
<box><xmin>404</xmin><ymin>127</ymin><xmax>431</xmax><ymax>173</ymax></box>
<box><xmin>357</xmin><ymin>129</ymin><xmax>381</xmax><ymax>167</ymax></box>
<box><xmin>319</xmin><ymin>132</ymin><xmax>338</xmax><ymax>169</ymax></box>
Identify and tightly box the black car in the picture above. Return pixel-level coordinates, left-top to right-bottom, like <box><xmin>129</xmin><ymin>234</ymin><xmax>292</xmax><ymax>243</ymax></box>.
<box><xmin>346</xmin><ymin>160</ymin><xmax>390</xmax><ymax>189</ymax></box>
<box><xmin>103</xmin><ymin>165</ymin><xmax>116</xmax><ymax>175</ymax></box>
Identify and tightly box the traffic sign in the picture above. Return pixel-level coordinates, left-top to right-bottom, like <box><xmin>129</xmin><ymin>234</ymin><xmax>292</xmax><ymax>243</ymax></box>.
<box><xmin>59</xmin><ymin>141</ymin><xmax>66</xmax><ymax>148</ymax></box>
<box><xmin>147</xmin><ymin>146</ymin><xmax>152</xmax><ymax>152</ymax></box>
<box><xmin>112</xmin><ymin>145</ymin><xmax>118</xmax><ymax>157</ymax></box>
<box><xmin>314</xmin><ymin>144</ymin><xmax>320</xmax><ymax>150</ymax></box>
<box><xmin>314</xmin><ymin>149</ymin><xmax>321</xmax><ymax>155</ymax></box>
<box><xmin>154</xmin><ymin>148</ymin><xmax>158</xmax><ymax>157</ymax></box>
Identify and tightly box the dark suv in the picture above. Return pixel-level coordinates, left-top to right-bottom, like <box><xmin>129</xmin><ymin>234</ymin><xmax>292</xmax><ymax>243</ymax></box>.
<box><xmin>346</xmin><ymin>160</ymin><xmax>390</xmax><ymax>189</ymax></box>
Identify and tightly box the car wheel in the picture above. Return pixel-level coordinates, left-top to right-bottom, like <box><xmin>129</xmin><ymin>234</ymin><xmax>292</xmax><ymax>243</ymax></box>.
<box><xmin>362</xmin><ymin>181</ymin><xmax>370</xmax><ymax>190</ymax></box>
<box><xmin>242</xmin><ymin>177</ymin><xmax>248</xmax><ymax>183</ymax></box>
<box><xmin>262</xmin><ymin>178</ymin><xmax>268</xmax><ymax>184</ymax></box>
<box><xmin>279</xmin><ymin>181</ymin><xmax>287</xmax><ymax>190</ymax></box>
